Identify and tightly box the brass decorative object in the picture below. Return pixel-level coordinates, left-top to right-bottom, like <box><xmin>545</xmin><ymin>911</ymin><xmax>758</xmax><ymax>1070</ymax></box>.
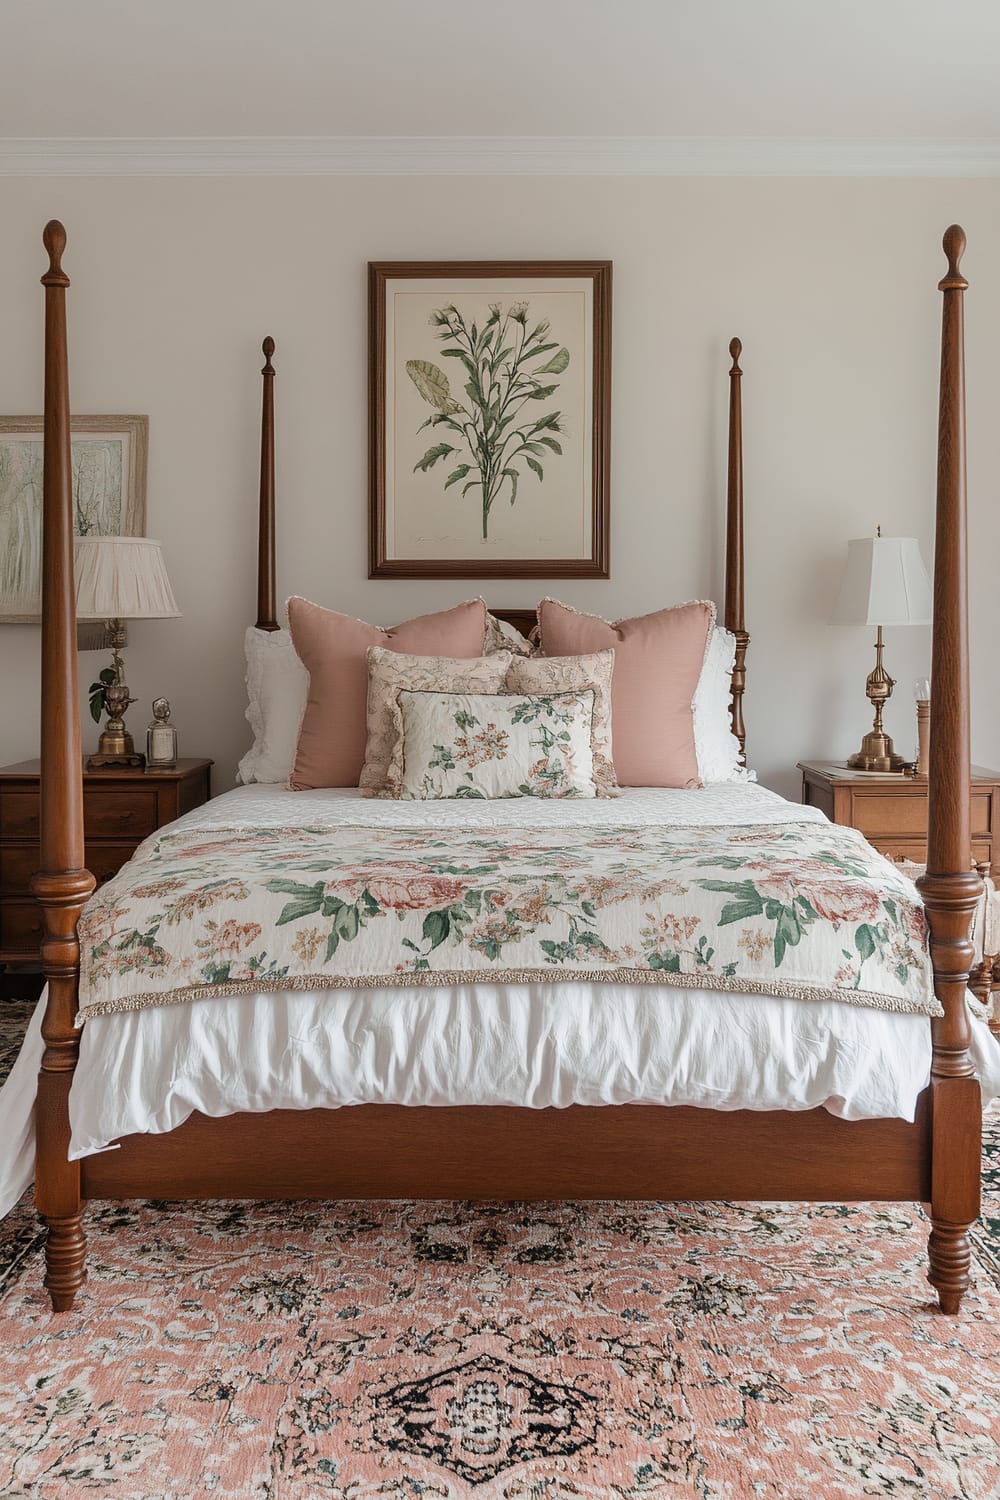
<box><xmin>847</xmin><ymin>625</ymin><xmax>905</xmax><ymax>771</ymax></box>
<box><xmin>87</xmin><ymin>620</ymin><xmax>143</xmax><ymax>768</ymax></box>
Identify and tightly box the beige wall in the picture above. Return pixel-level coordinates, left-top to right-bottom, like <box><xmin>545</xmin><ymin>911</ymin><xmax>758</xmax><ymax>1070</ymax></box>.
<box><xmin>1</xmin><ymin>175</ymin><xmax>998</xmax><ymax>798</ymax></box>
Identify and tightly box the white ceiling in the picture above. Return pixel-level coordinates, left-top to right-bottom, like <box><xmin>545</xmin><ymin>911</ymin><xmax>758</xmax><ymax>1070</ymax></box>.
<box><xmin>2</xmin><ymin>0</ymin><xmax>1000</xmax><ymax>171</ymax></box>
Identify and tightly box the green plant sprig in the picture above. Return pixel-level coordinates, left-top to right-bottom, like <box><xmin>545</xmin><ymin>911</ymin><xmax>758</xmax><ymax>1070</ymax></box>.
<box><xmin>406</xmin><ymin>299</ymin><xmax>569</xmax><ymax>541</ymax></box>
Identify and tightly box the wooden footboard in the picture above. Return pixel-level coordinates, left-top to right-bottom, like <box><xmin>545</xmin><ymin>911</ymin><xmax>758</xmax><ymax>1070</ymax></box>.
<box><xmin>31</xmin><ymin>223</ymin><xmax>981</xmax><ymax>1315</ymax></box>
<box><xmin>81</xmin><ymin>1098</ymin><xmax>933</xmax><ymax>1205</ymax></box>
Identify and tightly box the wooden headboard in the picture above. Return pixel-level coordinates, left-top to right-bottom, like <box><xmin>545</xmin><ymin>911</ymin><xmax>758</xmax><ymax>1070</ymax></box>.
<box><xmin>253</xmin><ymin>338</ymin><xmax>749</xmax><ymax>764</ymax></box>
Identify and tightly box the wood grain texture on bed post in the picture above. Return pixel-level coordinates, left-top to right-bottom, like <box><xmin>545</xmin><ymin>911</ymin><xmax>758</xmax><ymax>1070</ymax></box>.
<box><xmin>725</xmin><ymin>338</ymin><xmax>749</xmax><ymax>764</ymax></box>
<box><xmin>916</xmin><ymin>226</ymin><xmax>982</xmax><ymax>1316</ymax></box>
<box><xmin>255</xmin><ymin>337</ymin><xmax>279</xmax><ymax>631</ymax></box>
<box><xmin>31</xmin><ymin>222</ymin><xmax>96</xmax><ymax>1312</ymax></box>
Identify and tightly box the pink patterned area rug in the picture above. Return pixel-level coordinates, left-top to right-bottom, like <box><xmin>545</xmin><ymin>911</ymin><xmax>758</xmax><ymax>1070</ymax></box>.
<box><xmin>2</xmin><ymin>1181</ymin><xmax>1000</xmax><ymax>1499</ymax></box>
<box><xmin>1</xmin><ymin>992</ymin><xmax>999</xmax><ymax>1499</ymax></box>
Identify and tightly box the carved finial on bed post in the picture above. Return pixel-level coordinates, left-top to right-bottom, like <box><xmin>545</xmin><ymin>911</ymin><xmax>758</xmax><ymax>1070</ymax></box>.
<box><xmin>33</xmin><ymin>222</ymin><xmax>96</xmax><ymax>1312</ymax></box>
<box><xmin>939</xmin><ymin>224</ymin><xmax>969</xmax><ymax>292</ymax></box>
<box><xmin>256</xmin><ymin>336</ymin><xmax>279</xmax><ymax>632</ymax></box>
<box><xmin>725</xmin><ymin>338</ymin><xmax>749</xmax><ymax>764</ymax></box>
<box><xmin>41</xmin><ymin>220</ymin><xmax>69</xmax><ymax>287</ymax></box>
<box><xmin>917</xmin><ymin>225</ymin><xmax>981</xmax><ymax>1315</ymax></box>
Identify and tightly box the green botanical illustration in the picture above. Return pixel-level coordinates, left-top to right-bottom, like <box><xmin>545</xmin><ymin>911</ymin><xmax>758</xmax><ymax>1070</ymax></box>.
<box><xmin>407</xmin><ymin>300</ymin><xmax>569</xmax><ymax>541</ymax></box>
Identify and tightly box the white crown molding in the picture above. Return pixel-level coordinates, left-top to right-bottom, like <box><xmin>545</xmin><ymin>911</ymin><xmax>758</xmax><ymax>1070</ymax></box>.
<box><xmin>2</xmin><ymin>135</ymin><xmax>999</xmax><ymax>177</ymax></box>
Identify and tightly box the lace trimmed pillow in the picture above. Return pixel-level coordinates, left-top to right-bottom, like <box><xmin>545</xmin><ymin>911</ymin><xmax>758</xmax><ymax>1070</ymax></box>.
<box><xmin>392</xmin><ymin>688</ymin><xmax>598</xmax><ymax>800</ymax></box>
<box><xmin>362</xmin><ymin>647</ymin><xmax>512</xmax><ymax>796</ymax></box>
<box><xmin>504</xmin><ymin>649</ymin><xmax>618</xmax><ymax>797</ymax></box>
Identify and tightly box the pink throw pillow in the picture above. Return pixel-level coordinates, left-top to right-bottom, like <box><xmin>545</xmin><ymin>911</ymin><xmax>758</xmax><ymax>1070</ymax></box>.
<box><xmin>287</xmin><ymin>597</ymin><xmax>487</xmax><ymax>788</ymax></box>
<box><xmin>537</xmin><ymin>598</ymin><xmax>714</xmax><ymax>787</ymax></box>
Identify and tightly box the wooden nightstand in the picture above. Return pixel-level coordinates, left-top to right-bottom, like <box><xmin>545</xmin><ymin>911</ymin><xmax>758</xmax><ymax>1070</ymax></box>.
<box><xmin>0</xmin><ymin>758</ymin><xmax>213</xmax><ymax>984</ymax></box>
<box><xmin>798</xmin><ymin>759</ymin><xmax>1000</xmax><ymax>865</ymax></box>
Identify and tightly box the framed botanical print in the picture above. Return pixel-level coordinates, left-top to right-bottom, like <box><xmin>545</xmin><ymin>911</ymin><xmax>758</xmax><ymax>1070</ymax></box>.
<box><xmin>0</xmin><ymin>414</ymin><xmax>148</xmax><ymax>634</ymax></box>
<box><xmin>369</xmin><ymin>260</ymin><xmax>611</xmax><ymax>579</ymax></box>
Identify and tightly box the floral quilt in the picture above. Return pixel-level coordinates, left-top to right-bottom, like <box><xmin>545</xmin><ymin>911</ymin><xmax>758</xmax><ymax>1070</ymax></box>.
<box><xmin>75</xmin><ymin>820</ymin><xmax>940</xmax><ymax>1020</ymax></box>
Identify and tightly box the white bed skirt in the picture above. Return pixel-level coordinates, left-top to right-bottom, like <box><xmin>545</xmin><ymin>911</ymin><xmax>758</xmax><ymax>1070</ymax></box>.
<box><xmin>2</xmin><ymin>978</ymin><xmax>999</xmax><ymax>1220</ymax></box>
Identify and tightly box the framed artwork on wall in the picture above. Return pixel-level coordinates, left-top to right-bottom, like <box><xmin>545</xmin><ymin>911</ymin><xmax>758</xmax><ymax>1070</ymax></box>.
<box><xmin>369</xmin><ymin>260</ymin><xmax>611</xmax><ymax>579</ymax></box>
<box><xmin>0</xmin><ymin>415</ymin><xmax>148</xmax><ymax>643</ymax></box>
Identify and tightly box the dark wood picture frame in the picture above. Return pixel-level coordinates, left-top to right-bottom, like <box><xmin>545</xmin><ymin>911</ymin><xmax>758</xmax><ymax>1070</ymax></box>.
<box><xmin>369</xmin><ymin>260</ymin><xmax>611</xmax><ymax>579</ymax></box>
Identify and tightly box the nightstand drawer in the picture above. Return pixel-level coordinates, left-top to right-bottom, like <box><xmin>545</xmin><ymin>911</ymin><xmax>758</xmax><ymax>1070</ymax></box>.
<box><xmin>0</xmin><ymin>788</ymin><xmax>158</xmax><ymax>842</ymax></box>
<box><xmin>869</xmin><ymin>837</ymin><xmax>992</xmax><ymax>866</ymax></box>
<box><xmin>851</xmin><ymin>790</ymin><xmax>992</xmax><ymax>839</ymax></box>
<box><xmin>0</xmin><ymin>842</ymin><xmax>138</xmax><ymax>893</ymax></box>
<box><xmin>0</xmin><ymin>900</ymin><xmax>45</xmax><ymax>955</ymax></box>
<box><xmin>1</xmin><ymin>841</ymin><xmax>141</xmax><ymax>895</ymax></box>
<box><xmin>0</xmin><ymin>793</ymin><xmax>42</xmax><ymax>841</ymax></box>
<box><xmin>83</xmin><ymin>790</ymin><xmax>158</xmax><ymax>839</ymax></box>
<box><xmin>0</xmin><ymin>845</ymin><xmax>40</xmax><ymax>893</ymax></box>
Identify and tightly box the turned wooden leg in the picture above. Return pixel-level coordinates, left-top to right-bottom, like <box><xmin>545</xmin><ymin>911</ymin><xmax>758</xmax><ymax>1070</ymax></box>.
<box><xmin>35</xmin><ymin>1065</ymin><xmax>88</xmax><ymax>1313</ymax></box>
<box><xmin>928</xmin><ymin>1219</ymin><xmax>973</xmax><ymax>1315</ymax></box>
<box><xmin>43</xmin><ymin>1212</ymin><xmax>87</xmax><ymax>1312</ymax></box>
<box><xmin>926</xmin><ymin>1075</ymin><xmax>981</xmax><ymax>1315</ymax></box>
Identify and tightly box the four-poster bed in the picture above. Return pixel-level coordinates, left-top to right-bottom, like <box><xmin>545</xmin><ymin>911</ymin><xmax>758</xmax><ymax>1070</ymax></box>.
<box><xmin>31</xmin><ymin>221</ymin><xmax>982</xmax><ymax>1316</ymax></box>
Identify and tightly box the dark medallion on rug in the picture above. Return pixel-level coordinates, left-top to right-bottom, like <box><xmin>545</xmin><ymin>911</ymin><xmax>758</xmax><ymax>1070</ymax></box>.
<box><xmin>410</xmin><ymin>1207</ymin><xmax>575</xmax><ymax>1266</ymax></box>
<box><xmin>370</xmin><ymin>1353</ymin><xmax>598</xmax><ymax>1484</ymax></box>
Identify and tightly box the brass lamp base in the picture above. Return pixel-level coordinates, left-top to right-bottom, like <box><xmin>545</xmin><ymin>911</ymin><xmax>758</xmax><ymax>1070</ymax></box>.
<box><xmin>87</xmin><ymin>725</ymin><xmax>145</xmax><ymax>771</ymax></box>
<box><xmin>848</xmin><ymin>623</ymin><xmax>908</xmax><ymax>775</ymax></box>
<box><xmin>847</xmin><ymin>730</ymin><xmax>906</xmax><ymax>773</ymax></box>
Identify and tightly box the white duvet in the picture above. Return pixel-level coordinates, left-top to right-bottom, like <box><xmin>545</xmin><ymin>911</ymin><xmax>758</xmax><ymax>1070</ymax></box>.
<box><xmin>2</xmin><ymin>782</ymin><xmax>999</xmax><ymax>1220</ymax></box>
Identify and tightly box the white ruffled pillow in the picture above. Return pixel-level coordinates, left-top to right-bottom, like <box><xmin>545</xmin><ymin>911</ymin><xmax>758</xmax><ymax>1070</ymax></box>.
<box><xmin>693</xmin><ymin>626</ymin><xmax>755</xmax><ymax>784</ymax></box>
<box><xmin>236</xmin><ymin>626</ymin><xmax>308</xmax><ymax>785</ymax></box>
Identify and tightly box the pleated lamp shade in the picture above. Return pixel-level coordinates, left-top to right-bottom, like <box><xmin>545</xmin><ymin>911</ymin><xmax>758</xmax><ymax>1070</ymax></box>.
<box><xmin>74</xmin><ymin>536</ymin><xmax>180</xmax><ymax>621</ymax></box>
<box><xmin>830</xmin><ymin>536</ymin><xmax>932</xmax><ymax>627</ymax></box>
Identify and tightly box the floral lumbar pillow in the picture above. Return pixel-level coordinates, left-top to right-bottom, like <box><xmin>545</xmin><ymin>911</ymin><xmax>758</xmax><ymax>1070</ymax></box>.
<box><xmin>393</xmin><ymin>689</ymin><xmax>598</xmax><ymax>799</ymax></box>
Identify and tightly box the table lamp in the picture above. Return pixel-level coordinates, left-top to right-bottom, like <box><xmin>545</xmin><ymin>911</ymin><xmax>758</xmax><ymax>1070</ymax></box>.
<box><xmin>830</xmin><ymin>531</ymin><xmax>932</xmax><ymax>772</ymax></box>
<box><xmin>75</xmin><ymin>536</ymin><xmax>181</xmax><ymax>768</ymax></box>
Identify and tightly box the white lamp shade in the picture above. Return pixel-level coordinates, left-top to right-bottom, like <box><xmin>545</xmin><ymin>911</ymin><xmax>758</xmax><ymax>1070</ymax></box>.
<box><xmin>74</xmin><ymin>536</ymin><xmax>180</xmax><ymax>622</ymax></box>
<box><xmin>830</xmin><ymin>536</ymin><xmax>932</xmax><ymax>627</ymax></box>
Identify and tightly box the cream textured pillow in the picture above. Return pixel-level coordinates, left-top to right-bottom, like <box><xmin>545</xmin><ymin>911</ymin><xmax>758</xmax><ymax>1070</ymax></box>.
<box><xmin>393</xmin><ymin>689</ymin><xmax>598</xmax><ymax>800</ymax></box>
<box><xmin>504</xmin><ymin>650</ymin><xmax>618</xmax><ymax>796</ymax></box>
<box><xmin>361</xmin><ymin>647</ymin><xmax>512</xmax><ymax>795</ymax></box>
<box><xmin>287</xmin><ymin>596</ymin><xmax>487</xmax><ymax>789</ymax></box>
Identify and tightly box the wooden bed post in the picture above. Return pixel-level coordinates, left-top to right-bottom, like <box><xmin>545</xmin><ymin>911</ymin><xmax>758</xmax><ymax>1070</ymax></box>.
<box><xmin>255</xmin><ymin>337</ymin><xmax>279</xmax><ymax>632</ymax></box>
<box><xmin>725</xmin><ymin>338</ymin><xmax>749</xmax><ymax>763</ymax></box>
<box><xmin>32</xmin><ymin>222</ymin><xmax>96</xmax><ymax>1312</ymax></box>
<box><xmin>917</xmin><ymin>226</ymin><xmax>982</xmax><ymax>1315</ymax></box>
